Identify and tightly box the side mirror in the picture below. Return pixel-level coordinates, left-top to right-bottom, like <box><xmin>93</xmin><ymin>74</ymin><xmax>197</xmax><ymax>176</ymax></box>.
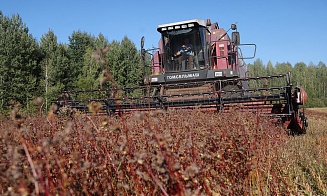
<box><xmin>232</xmin><ymin>32</ymin><xmax>240</xmax><ymax>45</ymax></box>
<box><xmin>141</xmin><ymin>36</ymin><xmax>146</xmax><ymax>61</ymax></box>
<box><xmin>141</xmin><ymin>36</ymin><xmax>145</xmax><ymax>49</ymax></box>
<box><xmin>231</xmin><ymin>24</ymin><xmax>237</xmax><ymax>30</ymax></box>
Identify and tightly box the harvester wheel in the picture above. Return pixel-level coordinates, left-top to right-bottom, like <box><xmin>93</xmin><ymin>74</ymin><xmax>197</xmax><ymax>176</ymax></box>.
<box><xmin>105</xmin><ymin>100</ymin><xmax>116</xmax><ymax>116</ymax></box>
<box><xmin>300</xmin><ymin>115</ymin><xmax>308</xmax><ymax>134</ymax></box>
<box><xmin>106</xmin><ymin>107</ymin><xmax>116</xmax><ymax>116</ymax></box>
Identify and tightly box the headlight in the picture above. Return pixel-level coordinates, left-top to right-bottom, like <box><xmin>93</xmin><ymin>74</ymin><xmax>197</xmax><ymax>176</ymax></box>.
<box><xmin>188</xmin><ymin>23</ymin><xmax>194</xmax><ymax>27</ymax></box>
<box><xmin>151</xmin><ymin>77</ymin><xmax>158</xmax><ymax>82</ymax></box>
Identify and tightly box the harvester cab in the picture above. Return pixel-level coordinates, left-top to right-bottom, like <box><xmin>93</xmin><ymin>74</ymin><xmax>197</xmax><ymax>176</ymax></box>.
<box><xmin>142</xmin><ymin>19</ymin><xmax>256</xmax><ymax>85</ymax></box>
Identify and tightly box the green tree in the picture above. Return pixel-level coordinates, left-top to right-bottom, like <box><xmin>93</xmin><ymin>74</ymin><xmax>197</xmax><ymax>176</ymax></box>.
<box><xmin>75</xmin><ymin>33</ymin><xmax>110</xmax><ymax>91</ymax></box>
<box><xmin>316</xmin><ymin>62</ymin><xmax>327</xmax><ymax>100</ymax></box>
<box><xmin>266</xmin><ymin>61</ymin><xmax>275</xmax><ymax>76</ymax></box>
<box><xmin>293</xmin><ymin>62</ymin><xmax>307</xmax><ymax>87</ymax></box>
<box><xmin>99</xmin><ymin>36</ymin><xmax>144</xmax><ymax>98</ymax></box>
<box><xmin>68</xmin><ymin>31</ymin><xmax>95</xmax><ymax>89</ymax></box>
<box><xmin>76</xmin><ymin>47</ymin><xmax>102</xmax><ymax>90</ymax></box>
<box><xmin>39</xmin><ymin>30</ymin><xmax>70</xmax><ymax>109</ymax></box>
<box><xmin>247</xmin><ymin>58</ymin><xmax>266</xmax><ymax>77</ymax></box>
<box><xmin>95</xmin><ymin>33</ymin><xmax>109</xmax><ymax>49</ymax></box>
<box><xmin>246</xmin><ymin>59</ymin><xmax>266</xmax><ymax>88</ymax></box>
<box><xmin>120</xmin><ymin>36</ymin><xmax>143</xmax><ymax>87</ymax></box>
<box><xmin>275</xmin><ymin>62</ymin><xmax>292</xmax><ymax>75</ymax></box>
<box><xmin>307</xmin><ymin>63</ymin><xmax>317</xmax><ymax>98</ymax></box>
<box><xmin>319</xmin><ymin>62</ymin><xmax>327</xmax><ymax>106</ymax></box>
<box><xmin>106</xmin><ymin>37</ymin><xmax>142</xmax><ymax>88</ymax></box>
<box><xmin>0</xmin><ymin>12</ymin><xmax>41</xmax><ymax>110</ymax></box>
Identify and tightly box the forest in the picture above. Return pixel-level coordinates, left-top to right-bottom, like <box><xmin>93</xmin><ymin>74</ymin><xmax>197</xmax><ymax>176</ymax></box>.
<box><xmin>1</xmin><ymin>12</ymin><xmax>326</xmax><ymax>113</ymax></box>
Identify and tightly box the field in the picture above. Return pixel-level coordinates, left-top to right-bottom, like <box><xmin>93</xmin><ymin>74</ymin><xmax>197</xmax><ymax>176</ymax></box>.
<box><xmin>0</xmin><ymin>107</ymin><xmax>326</xmax><ymax>195</ymax></box>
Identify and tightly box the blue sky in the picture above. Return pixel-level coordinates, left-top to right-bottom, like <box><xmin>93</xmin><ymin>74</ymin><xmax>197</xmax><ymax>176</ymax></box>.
<box><xmin>1</xmin><ymin>0</ymin><xmax>326</xmax><ymax>66</ymax></box>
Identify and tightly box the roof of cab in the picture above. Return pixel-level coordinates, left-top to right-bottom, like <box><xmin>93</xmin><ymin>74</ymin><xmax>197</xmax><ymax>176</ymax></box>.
<box><xmin>157</xmin><ymin>19</ymin><xmax>206</xmax><ymax>29</ymax></box>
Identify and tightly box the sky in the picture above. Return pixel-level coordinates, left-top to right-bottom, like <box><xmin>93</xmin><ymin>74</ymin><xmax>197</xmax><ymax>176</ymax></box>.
<box><xmin>1</xmin><ymin>0</ymin><xmax>326</xmax><ymax>66</ymax></box>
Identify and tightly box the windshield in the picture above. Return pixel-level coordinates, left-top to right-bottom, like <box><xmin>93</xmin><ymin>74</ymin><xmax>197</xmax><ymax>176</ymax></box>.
<box><xmin>162</xmin><ymin>27</ymin><xmax>206</xmax><ymax>72</ymax></box>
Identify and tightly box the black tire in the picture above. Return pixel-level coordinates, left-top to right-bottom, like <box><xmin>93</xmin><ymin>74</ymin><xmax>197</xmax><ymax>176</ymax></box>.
<box><xmin>105</xmin><ymin>100</ymin><xmax>116</xmax><ymax>116</ymax></box>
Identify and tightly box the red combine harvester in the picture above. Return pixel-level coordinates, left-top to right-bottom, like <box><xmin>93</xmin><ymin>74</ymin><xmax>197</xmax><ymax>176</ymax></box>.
<box><xmin>54</xmin><ymin>19</ymin><xmax>308</xmax><ymax>134</ymax></box>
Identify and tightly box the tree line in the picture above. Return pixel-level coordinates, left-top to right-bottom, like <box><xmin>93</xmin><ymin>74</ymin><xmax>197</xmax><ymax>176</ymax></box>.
<box><xmin>0</xmin><ymin>12</ymin><xmax>143</xmax><ymax>113</ymax></box>
<box><xmin>247</xmin><ymin>59</ymin><xmax>327</xmax><ymax>107</ymax></box>
<box><xmin>0</xmin><ymin>12</ymin><xmax>326</xmax><ymax>113</ymax></box>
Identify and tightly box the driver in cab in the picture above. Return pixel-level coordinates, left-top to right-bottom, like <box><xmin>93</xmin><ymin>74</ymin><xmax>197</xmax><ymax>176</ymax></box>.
<box><xmin>174</xmin><ymin>38</ymin><xmax>194</xmax><ymax>69</ymax></box>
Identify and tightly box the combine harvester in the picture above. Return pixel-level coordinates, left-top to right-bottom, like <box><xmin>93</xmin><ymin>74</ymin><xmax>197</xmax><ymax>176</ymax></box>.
<box><xmin>54</xmin><ymin>18</ymin><xmax>308</xmax><ymax>134</ymax></box>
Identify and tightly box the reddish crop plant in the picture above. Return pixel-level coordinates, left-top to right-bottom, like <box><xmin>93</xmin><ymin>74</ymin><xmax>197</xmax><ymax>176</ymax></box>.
<box><xmin>1</xmin><ymin>105</ymin><xmax>326</xmax><ymax>195</ymax></box>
